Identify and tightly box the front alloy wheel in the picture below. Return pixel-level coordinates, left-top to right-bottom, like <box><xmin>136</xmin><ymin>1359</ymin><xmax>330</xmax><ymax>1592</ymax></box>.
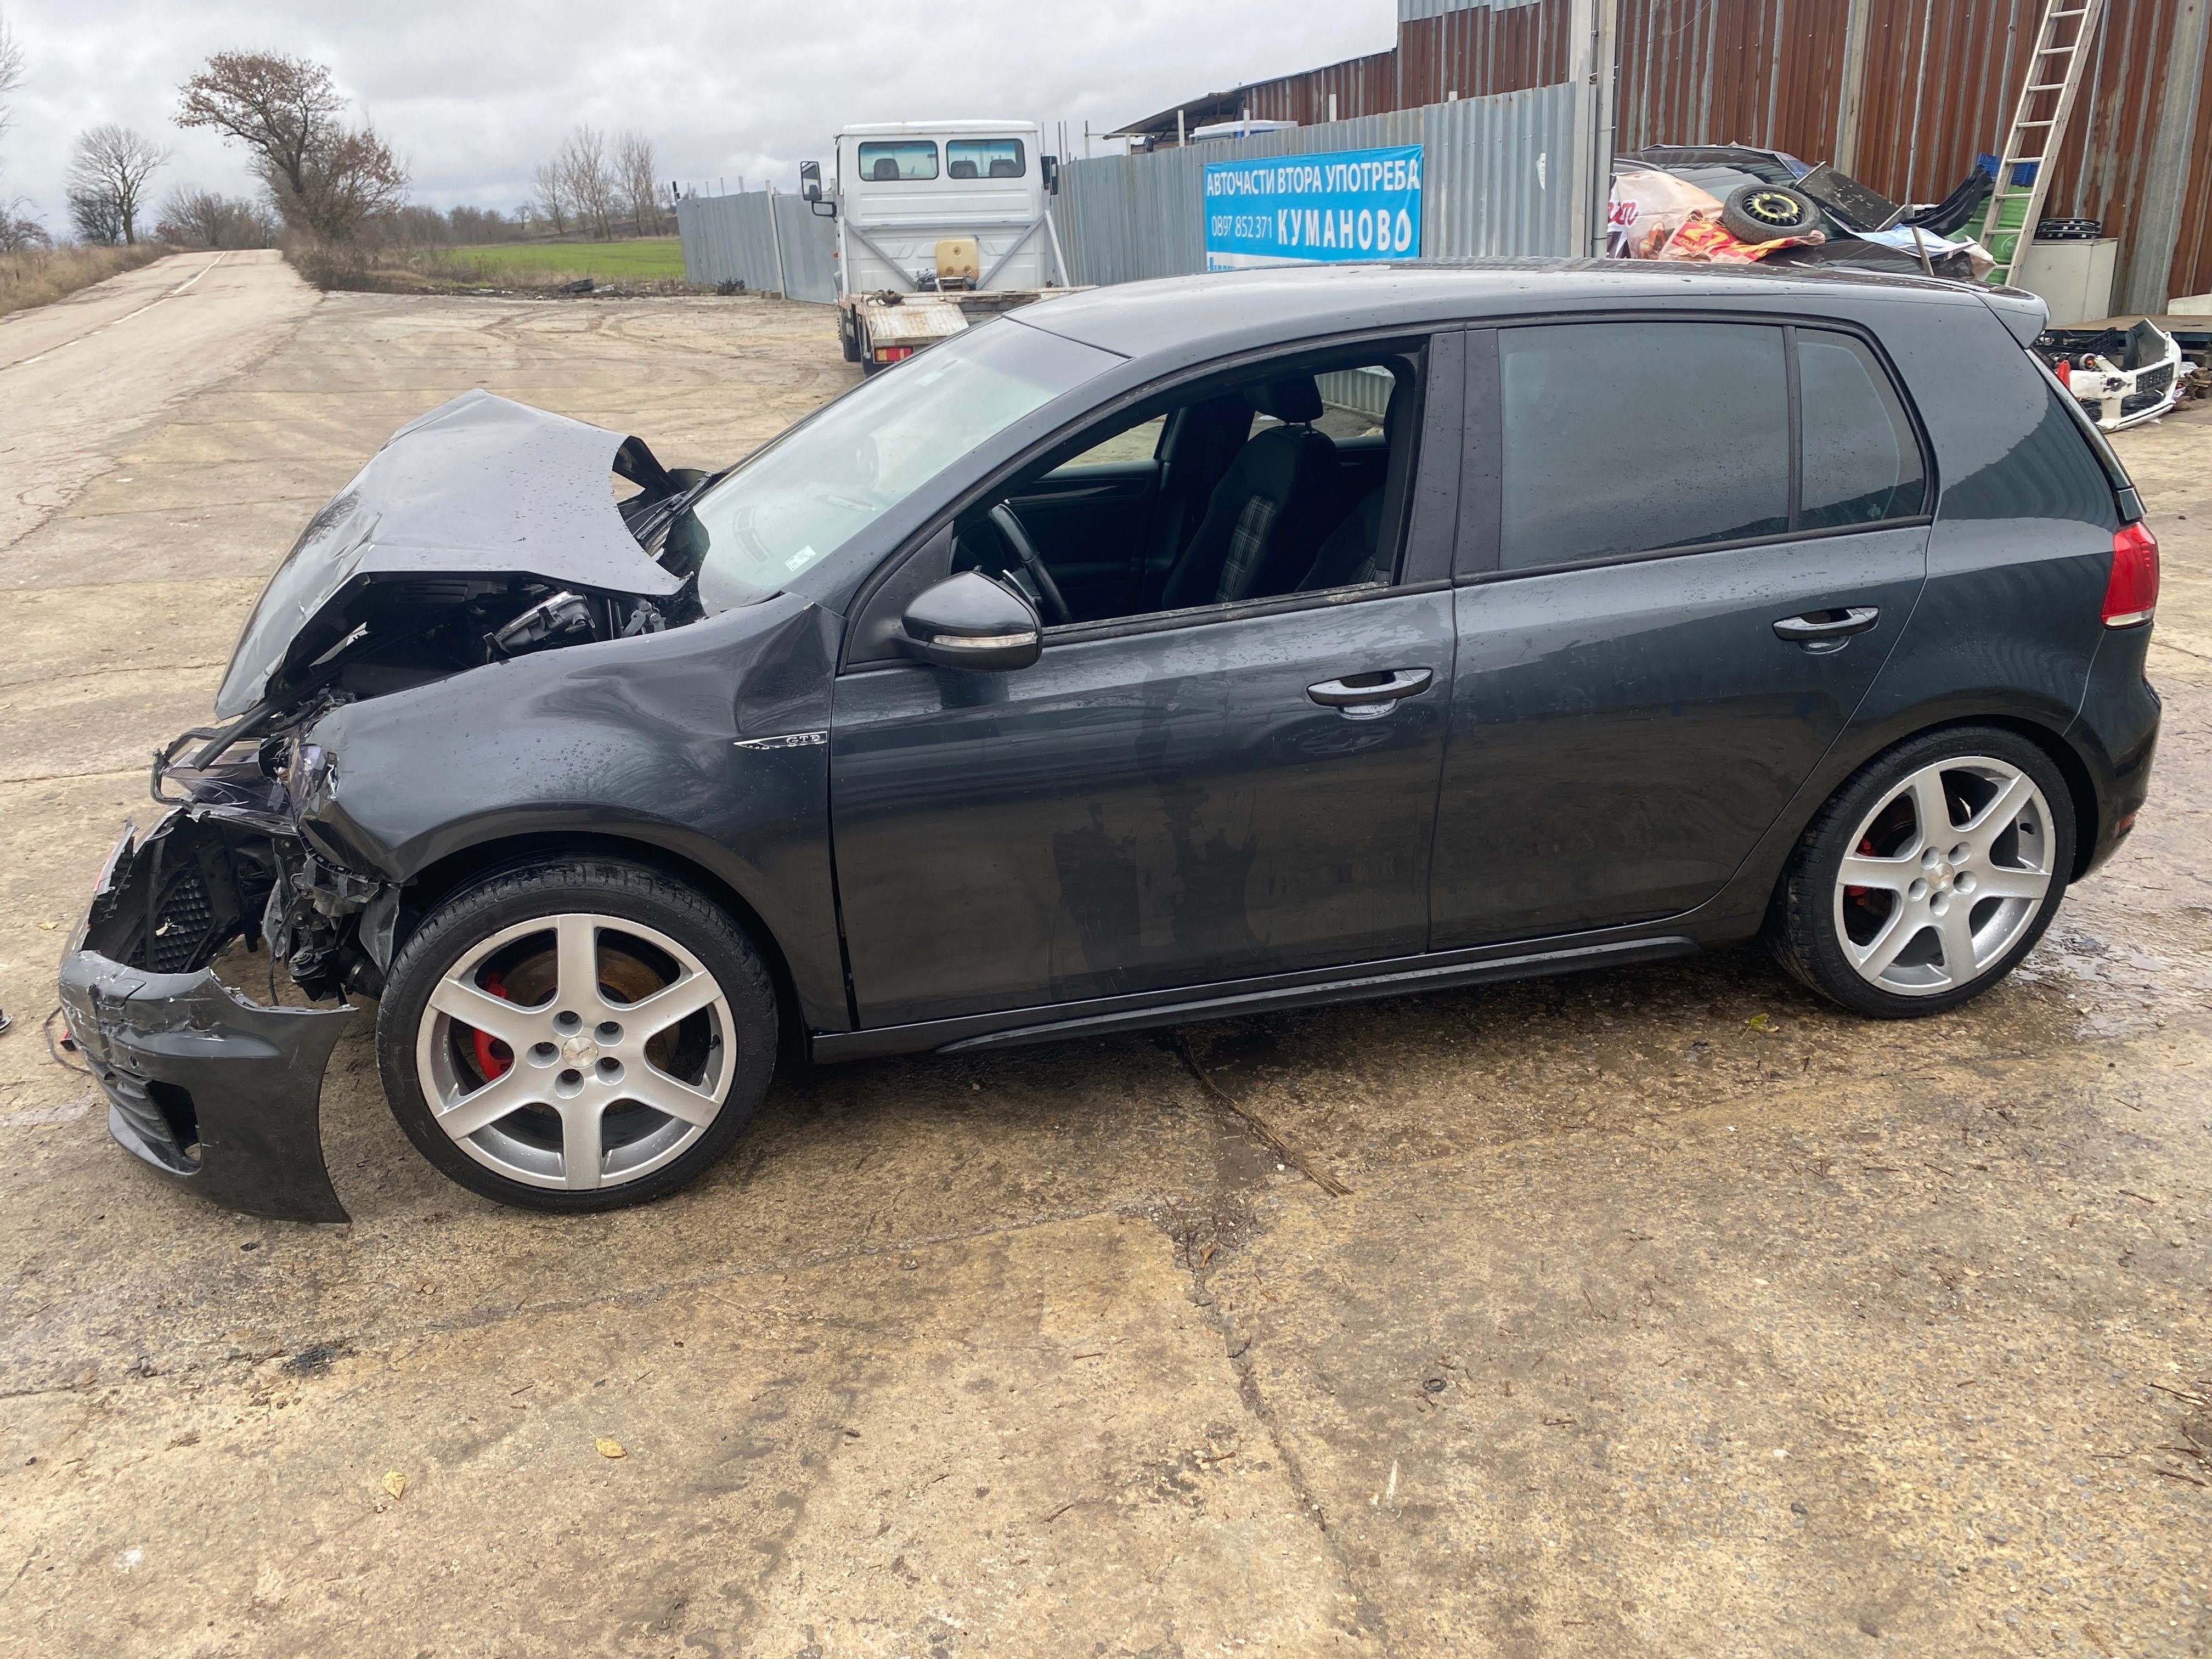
<box><xmin>378</xmin><ymin>861</ymin><xmax>778</xmax><ymax>1210</ymax></box>
<box><xmin>417</xmin><ymin>913</ymin><xmax>736</xmax><ymax>1190</ymax></box>
<box><xmin>1770</xmin><ymin>728</ymin><xmax>2076</xmax><ymax>1017</ymax></box>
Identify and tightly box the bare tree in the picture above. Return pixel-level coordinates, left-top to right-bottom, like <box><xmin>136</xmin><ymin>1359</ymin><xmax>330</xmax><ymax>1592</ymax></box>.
<box><xmin>0</xmin><ymin>10</ymin><xmax>37</xmax><ymax>247</ymax></box>
<box><xmin>616</xmin><ymin>131</ymin><xmax>661</xmax><ymax>236</ymax></box>
<box><xmin>0</xmin><ymin>204</ymin><xmax>45</xmax><ymax>251</ymax></box>
<box><xmin>65</xmin><ymin>124</ymin><xmax>167</xmax><ymax>244</ymax></box>
<box><xmin>555</xmin><ymin>127</ymin><xmax>616</xmax><ymax>240</ymax></box>
<box><xmin>293</xmin><ymin>125</ymin><xmax>407</xmax><ymax>241</ymax></box>
<box><xmin>155</xmin><ymin>186</ymin><xmax>278</xmax><ymax>249</ymax></box>
<box><xmin>176</xmin><ymin>52</ymin><xmax>339</xmax><ymax>203</ymax></box>
<box><xmin>448</xmin><ymin>205</ymin><xmax>522</xmax><ymax>244</ymax></box>
<box><xmin>531</xmin><ymin>157</ymin><xmax>569</xmax><ymax>235</ymax></box>
<box><xmin>0</xmin><ymin>14</ymin><xmax>22</xmax><ymax>146</ymax></box>
<box><xmin>176</xmin><ymin>51</ymin><xmax>408</xmax><ymax>243</ymax></box>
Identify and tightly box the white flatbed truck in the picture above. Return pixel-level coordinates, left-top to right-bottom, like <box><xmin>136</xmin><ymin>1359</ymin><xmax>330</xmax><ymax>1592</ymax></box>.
<box><xmin>799</xmin><ymin>120</ymin><xmax>1079</xmax><ymax>371</ymax></box>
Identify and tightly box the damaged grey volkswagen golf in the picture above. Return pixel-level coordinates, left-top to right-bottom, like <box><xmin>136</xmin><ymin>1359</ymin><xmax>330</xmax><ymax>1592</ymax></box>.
<box><xmin>59</xmin><ymin>262</ymin><xmax>2160</xmax><ymax>1221</ymax></box>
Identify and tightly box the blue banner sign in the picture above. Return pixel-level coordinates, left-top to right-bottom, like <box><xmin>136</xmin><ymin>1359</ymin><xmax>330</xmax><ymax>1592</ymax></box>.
<box><xmin>1202</xmin><ymin>144</ymin><xmax>1424</xmax><ymax>270</ymax></box>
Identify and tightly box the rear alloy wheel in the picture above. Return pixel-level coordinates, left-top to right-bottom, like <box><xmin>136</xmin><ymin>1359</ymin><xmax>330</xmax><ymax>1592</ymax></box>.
<box><xmin>1769</xmin><ymin>729</ymin><xmax>2075</xmax><ymax>1017</ymax></box>
<box><xmin>377</xmin><ymin>861</ymin><xmax>776</xmax><ymax>1210</ymax></box>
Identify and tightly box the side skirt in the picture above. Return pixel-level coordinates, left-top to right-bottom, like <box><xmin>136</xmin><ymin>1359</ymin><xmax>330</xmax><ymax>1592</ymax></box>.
<box><xmin>808</xmin><ymin>934</ymin><xmax>1699</xmax><ymax>1064</ymax></box>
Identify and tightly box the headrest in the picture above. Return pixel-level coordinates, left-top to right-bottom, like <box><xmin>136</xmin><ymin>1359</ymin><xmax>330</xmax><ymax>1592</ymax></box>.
<box><xmin>1250</xmin><ymin>376</ymin><xmax>1323</xmax><ymax>424</ymax></box>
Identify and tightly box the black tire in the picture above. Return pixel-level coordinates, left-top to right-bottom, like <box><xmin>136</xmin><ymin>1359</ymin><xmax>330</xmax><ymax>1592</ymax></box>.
<box><xmin>1720</xmin><ymin>182</ymin><xmax>1821</xmax><ymax>242</ymax></box>
<box><xmin>375</xmin><ymin>859</ymin><xmax>778</xmax><ymax>1212</ymax></box>
<box><xmin>1766</xmin><ymin>726</ymin><xmax>2075</xmax><ymax>1018</ymax></box>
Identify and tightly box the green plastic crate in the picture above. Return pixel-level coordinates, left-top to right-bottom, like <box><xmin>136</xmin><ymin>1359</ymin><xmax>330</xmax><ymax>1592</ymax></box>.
<box><xmin>1983</xmin><ymin>193</ymin><xmax>2033</xmax><ymax>281</ymax></box>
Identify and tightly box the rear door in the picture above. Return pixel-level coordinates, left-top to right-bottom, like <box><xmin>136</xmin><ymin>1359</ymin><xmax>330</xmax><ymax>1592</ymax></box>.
<box><xmin>1429</xmin><ymin>319</ymin><xmax>1933</xmax><ymax>946</ymax></box>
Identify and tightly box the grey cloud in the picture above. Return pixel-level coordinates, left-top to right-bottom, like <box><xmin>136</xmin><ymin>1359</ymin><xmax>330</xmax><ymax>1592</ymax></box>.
<box><xmin>1</xmin><ymin>0</ymin><xmax>1387</xmax><ymax>229</ymax></box>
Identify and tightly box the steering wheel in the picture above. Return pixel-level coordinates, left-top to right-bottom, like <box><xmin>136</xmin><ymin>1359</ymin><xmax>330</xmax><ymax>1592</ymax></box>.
<box><xmin>987</xmin><ymin>502</ymin><xmax>1073</xmax><ymax>627</ymax></box>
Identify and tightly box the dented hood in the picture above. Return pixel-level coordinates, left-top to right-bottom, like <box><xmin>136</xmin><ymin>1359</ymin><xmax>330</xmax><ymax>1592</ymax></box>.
<box><xmin>215</xmin><ymin>390</ymin><xmax>686</xmax><ymax>717</ymax></box>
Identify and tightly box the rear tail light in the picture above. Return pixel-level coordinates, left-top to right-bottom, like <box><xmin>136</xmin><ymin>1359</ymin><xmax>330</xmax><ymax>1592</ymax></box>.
<box><xmin>2102</xmin><ymin>521</ymin><xmax>2159</xmax><ymax>628</ymax></box>
<box><xmin>873</xmin><ymin>345</ymin><xmax>913</xmax><ymax>364</ymax></box>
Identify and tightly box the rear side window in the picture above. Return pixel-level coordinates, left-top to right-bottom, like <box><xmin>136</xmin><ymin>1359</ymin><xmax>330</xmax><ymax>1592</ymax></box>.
<box><xmin>1798</xmin><ymin>330</ymin><xmax>1926</xmax><ymax>529</ymax></box>
<box><xmin>946</xmin><ymin>138</ymin><xmax>1025</xmax><ymax>180</ymax></box>
<box><xmin>1498</xmin><ymin>322</ymin><xmax>1790</xmax><ymax>569</ymax></box>
<box><xmin>1489</xmin><ymin>319</ymin><xmax>1929</xmax><ymax>574</ymax></box>
<box><xmin>857</xmin><ymin>141</ymin><xmax>938</xmax><ymax>182</ymax></box>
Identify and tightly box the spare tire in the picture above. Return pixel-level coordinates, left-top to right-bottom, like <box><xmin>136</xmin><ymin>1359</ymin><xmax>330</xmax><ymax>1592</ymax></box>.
<box><xmin>1720</xmin><ymin>182</ymin><xmax>1821</xmax><ymax>242</ymax></box>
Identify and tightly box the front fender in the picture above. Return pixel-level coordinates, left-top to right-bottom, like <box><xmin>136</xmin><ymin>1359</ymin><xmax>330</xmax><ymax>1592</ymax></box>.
<box><xmin>297</xmin><ymin>597</ymin><xmax>849</xmax><ymax>1030</ymax></box>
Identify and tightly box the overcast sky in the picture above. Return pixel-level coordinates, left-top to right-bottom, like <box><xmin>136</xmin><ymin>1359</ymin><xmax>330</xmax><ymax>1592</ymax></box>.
<box><xmin>0</xmin><ymin>0</ymin><xmax>1391</xmax><ymax>231</ymax></box>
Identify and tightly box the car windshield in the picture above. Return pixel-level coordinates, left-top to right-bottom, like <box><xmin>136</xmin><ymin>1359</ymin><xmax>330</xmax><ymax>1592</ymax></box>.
<box><xmin>689</xmin><ymin>319</ymin><xmax>1117</xmax><ymax>612</ymax></box>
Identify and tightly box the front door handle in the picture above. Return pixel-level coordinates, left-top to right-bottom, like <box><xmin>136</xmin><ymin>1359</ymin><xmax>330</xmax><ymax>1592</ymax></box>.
<box><xmin>1308</xmin><ymin>667</ymin><xmax>1434</xmax><ymax>719</ymax></box>
<box><xmin>1773</xmin><ymin>606</ymin><xmax>1881</xmax><ymax>651</ymax></box>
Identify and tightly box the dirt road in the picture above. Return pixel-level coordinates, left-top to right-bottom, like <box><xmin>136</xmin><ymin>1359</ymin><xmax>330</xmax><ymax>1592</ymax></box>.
<box><xmin>0</xmin><ymin>253</ymin><xmax>2205</xmax><ymax>1656</ymax></box>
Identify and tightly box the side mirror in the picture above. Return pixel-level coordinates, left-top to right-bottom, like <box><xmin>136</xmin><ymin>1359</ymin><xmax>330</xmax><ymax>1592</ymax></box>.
<box><xmin>799</xmin><ymin>161</ymin><xmax>823</xmax><ymax>202</ymax></box>
<box><xmin>899</xmin><ymin>571</ymin><xmax>1041</xmax><ymax>671</ymax></box>
<box><xmin>1041</xmin><ymin>154</ymin><xmax>1060</xmax><ymax>195</ymax></box>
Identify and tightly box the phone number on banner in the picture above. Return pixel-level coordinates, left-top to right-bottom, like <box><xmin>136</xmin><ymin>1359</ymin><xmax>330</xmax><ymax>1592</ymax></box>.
<box><xmin>1203</xmin><ymin>144</ymin><xmax>1424</xmax><ymax>270</ymax></box>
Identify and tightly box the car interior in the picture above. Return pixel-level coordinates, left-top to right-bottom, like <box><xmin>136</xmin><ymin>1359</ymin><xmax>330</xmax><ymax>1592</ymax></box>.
<box><xmin>949</xmin><ymin>347</ymin><xmax>1425</xmax><ymax>629</ymax></box>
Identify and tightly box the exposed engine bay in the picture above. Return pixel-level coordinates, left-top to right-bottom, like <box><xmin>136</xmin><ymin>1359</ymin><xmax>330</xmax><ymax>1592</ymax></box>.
<box><xmin>143</xmin><ymin>388</ymin><xmax>722</xmax><ymax>1000</ymax></box>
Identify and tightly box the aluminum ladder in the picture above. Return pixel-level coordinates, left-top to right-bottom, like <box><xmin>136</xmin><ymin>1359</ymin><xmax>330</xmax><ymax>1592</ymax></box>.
<box><xmin>1979</xmin><ymin>0</ymin><xmax>2108</xmax><ymax>286</ymax></box>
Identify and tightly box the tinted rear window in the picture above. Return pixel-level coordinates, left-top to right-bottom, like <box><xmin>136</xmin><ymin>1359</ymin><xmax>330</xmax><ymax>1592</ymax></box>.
<box><xmin>946</xmin><ymin>139</ymin><xmax>1025</xmax><ymax>180</ymax></box>
<box><xmin>1499</xmin><ymin>322</ymin><xmax>1791</xmax><ymax>569</ymax></box>
<box><xmin>1798</xmin><ymin>329</ymin><xmax>1926</xmax><ymax>529</ymax></box>
<box><xmin>857</xmin><ymin>141</ymin><xmax>938</xmax><ymax>182</ymax></box>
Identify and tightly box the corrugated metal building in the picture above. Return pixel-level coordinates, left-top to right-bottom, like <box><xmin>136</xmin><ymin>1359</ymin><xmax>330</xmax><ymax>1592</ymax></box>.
<box><xmin>1109</xmin><ymin>0</ymin><xmax>2212</xmax><ymax>312</ymax></box>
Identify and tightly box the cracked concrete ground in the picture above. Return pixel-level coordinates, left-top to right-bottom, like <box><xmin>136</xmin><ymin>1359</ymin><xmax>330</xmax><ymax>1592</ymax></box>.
<box><xmin>0</xmin><ymin>251</ymin><xmax>2205</xmax><ymax>1657</ymax></box>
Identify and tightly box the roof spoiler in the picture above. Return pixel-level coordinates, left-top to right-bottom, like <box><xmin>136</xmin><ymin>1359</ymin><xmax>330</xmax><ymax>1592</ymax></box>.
<box><xmin>1979</xmin><ymin>284</ymin><xmax>2051</xmax><ymax>347</ymax></box>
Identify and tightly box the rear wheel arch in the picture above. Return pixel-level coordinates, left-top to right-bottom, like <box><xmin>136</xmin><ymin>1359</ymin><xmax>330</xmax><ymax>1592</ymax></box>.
<box><xmin>1765</xmin><ymin>721</ymin><xmax>2078</xmax><ymax>1015</ymax></box>
<box><xmin>1779</xmin><ymin>712</ymin><xmax>2102</xmax><ymax>895</ymax></box>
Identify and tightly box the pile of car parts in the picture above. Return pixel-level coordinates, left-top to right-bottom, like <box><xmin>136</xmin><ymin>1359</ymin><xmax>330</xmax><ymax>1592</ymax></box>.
<box><xmin>2035</xmin><ymin>318</ymin><xmax>2195</xmax><ymax>432</ymax></box>
<box><xmin>1613</xmin><ymin>143</ymin><xmax>2198</xmax><ymax>432</ymax></box>
<box><xmin>1610</xmin><ymin>145</ymin><xmax>1999</xmax><ymax>281</ymax></box>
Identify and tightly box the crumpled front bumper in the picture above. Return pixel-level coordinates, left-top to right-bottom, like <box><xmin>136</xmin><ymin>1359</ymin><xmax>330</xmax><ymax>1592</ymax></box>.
<box><xmin>56</xmin><ymin>813</ymin><xmax>356</xmax><ymax>1222</ymax></box>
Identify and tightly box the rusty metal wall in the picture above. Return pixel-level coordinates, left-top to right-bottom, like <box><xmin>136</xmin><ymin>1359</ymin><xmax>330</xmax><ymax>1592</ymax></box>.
<box><xmin>2170</xmin><ymin>2</ymin><xmax>2212</xmax><ymax>302</ymax></box>
<box><xmin>1802</xmin><ymin>0</ymin><xmax>2212</xmax><ymax>312</ymax></box>
<box><xmin>1218</xmin><ymin>0</ymin><xmax>2212</xmax><ymax>306</ymax></box>
<box><xmin>1397</xmin><ymin>1</ymin><xmax>1571</xmax><ymax>105</ymax></box>
<box><xmin>1241</xmin><ymin>0</ymin><xmax>1570</xmax><ymax>120</ymax></box>
<box><xmin>1615</xmin><ymin>0</ymin><xmax>1850</xmax><ymax>161</ymax></box>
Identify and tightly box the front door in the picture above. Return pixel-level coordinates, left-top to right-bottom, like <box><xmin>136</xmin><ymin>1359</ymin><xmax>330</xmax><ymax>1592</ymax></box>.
<box><xmin>831</xmin><ymin>589</ymin><xmax>1457</xmax><ymax>1028</ymax></box>
<box><xmin>1429</xmin><ymin>319</ymin><xmax>1934</xmax><ymax>947</ymax></box>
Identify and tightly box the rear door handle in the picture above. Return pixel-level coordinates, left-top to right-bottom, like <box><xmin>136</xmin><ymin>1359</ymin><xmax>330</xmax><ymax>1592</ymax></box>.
<box><xmin>1308</xmin><ymin>667</ymin><xmax>1434</xmax><ymax>719</ymax></box>
<box><xmin>1773</xmin><ymin>606</ymin><xmax>1881</xmax><ymax>650</ymax></box>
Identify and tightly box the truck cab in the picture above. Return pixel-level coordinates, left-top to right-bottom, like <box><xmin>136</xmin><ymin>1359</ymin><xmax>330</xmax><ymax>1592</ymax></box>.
<box><xmin>808</xmin><ymin>120</ymin><xmax>1074</xmax><ymax>370</ymax></box>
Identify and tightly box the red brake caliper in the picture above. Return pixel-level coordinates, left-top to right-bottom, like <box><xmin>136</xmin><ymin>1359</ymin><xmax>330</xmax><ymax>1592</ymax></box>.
<box><xmin>1845</xmin><ymin>836</ymin><xmax>1875</xmax><ymax>900</ymax></box>
<box><xmin>471</xmin><ymin>971</ymin><xmax>514</xmax><ymax>1080</ymax></box>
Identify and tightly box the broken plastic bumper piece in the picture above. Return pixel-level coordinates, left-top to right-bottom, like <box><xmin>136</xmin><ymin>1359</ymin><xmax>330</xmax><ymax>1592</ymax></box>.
<box><xmin>55</xmin><ymin>814</ymin><xmax>356</xmax><ymax>1222</ymax></box>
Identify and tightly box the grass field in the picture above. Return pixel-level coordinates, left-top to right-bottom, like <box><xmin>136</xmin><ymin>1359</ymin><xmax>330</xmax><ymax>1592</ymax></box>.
<box><xmin>452</xmin><ymin>238</ymin><xmax>686</xmax><ymax>279</ymax></box>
